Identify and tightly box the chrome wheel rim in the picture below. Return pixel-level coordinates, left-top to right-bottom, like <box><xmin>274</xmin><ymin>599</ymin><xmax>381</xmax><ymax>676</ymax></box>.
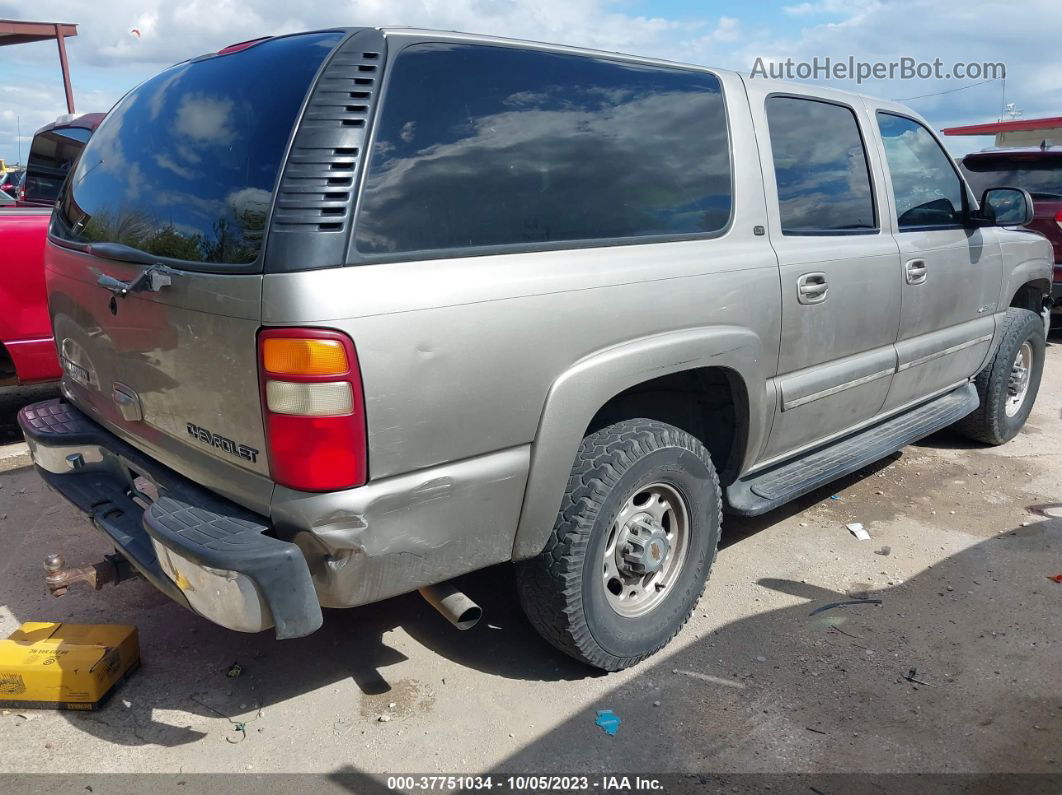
<box><xmin>603</xmin><ymin>482</ymin><xmax>690</xmax><ymax>618</ymax></box>
<box><xmin>1005</xmin><ymin>341</ymin><xmax>1033</xmax><ymax>417</ymax></box>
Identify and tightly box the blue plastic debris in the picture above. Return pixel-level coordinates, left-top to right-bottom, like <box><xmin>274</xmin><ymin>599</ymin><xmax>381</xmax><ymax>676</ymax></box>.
<box><xmin>595</xmin><ymin>709</ymin><xmax>621</xmax><ymax>736</ymax></box>
<box><xmin>830</xmin><ymin>495</ymin><xmax>840</xmax><ymax>500</ymax></box>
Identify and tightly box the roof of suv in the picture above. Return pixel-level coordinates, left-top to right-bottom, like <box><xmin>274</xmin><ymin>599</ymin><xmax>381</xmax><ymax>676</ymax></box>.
<box><xmin>209</xmin><ymin>27</ymin><xmax>902</xmax><ymax>113</ymax></box>
<box><xmin>33</xmin><ymin>111</ymin><xmax>105</xmax><ymax>137</ymax></box>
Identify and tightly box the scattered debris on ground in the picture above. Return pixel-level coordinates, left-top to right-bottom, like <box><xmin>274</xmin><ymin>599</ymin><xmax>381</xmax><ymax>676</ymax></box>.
<box><xmin>846</xmin><ymin>522</ymin><xmax>870</xmax><ymax>541</ymax></box>
<box><xmin>594</xmin><ymin>710</ymin><xmax>621</xmax><ymax>736</ymax></box>
<box><xmin>903</xmin><ymin>668</ymin><xmax>936</xmax><ymax>687</ymax></box>
<box><xmin>809</xmin><ymin>599</ymin><xmax>882</xmax><ymax>616</ymax></box>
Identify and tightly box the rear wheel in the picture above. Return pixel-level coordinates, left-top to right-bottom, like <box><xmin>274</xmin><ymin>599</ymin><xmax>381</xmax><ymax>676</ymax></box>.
<box><xmin>956</xmin><ymin>307</ymin><xmax>1045</xmax><ymax>445</ymax></box>
<box><xmin>516</xmin><ymin>419</ymin><xmax>720</xmax><ymax>671</ymax></box>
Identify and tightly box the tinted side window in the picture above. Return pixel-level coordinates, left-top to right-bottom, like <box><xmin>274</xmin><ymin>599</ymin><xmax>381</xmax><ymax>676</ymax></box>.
<box><xmin>877</xmin><ymin>112</ymin><xmax>965</xmax><ymax>229</ymax></box>
<box><xmin>765</xmin><ymin>96</ymin><xmax>876</xmax><ymax>235</ymax></box>
<box><xmin>355</xmin><ymin>44</ymin><xmax>731</xmax><ymax>255</ymax></box>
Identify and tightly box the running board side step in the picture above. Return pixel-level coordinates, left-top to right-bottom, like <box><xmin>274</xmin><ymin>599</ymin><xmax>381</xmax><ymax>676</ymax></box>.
<box><xmin>726</xmin><ymin>383</ymin><xmax>978</xmax><ymax>517</ymax></box>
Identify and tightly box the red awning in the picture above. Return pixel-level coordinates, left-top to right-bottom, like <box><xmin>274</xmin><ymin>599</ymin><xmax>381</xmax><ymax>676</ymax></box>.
<box><xmin>0</xmin><ymin>19</ymin><xmax>77</xmax><ymax>46</ymax></box>
<box><xmin>942</xmin><ymin>116</ymin><xmax>1062</xmax><ymax>136</ymax></box>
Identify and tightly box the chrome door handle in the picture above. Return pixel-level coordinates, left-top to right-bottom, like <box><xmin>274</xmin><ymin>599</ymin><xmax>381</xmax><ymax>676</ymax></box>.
<box><xmin>905</xmin><ymin>259</ymin><xmax>928</xmax><ymax>285</ymax></box>
<box><xmin>796</xmin><ymin>272</ymin><xmax>829</xmax><ymax>304</ymax></box>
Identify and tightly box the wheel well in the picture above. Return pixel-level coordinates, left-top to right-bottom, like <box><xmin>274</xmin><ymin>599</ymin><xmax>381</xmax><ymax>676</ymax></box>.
<box><xmin>585</xmin><ymin>367</ymin><xmax>747</xmax><ymax>486</ymax></box>
<box><xmin>0</xmin><ymin>343</ymin><xmax>15</xmax><ymax>386</ymax></box>
<box><xmin>1011</xmin><ymin>280</ymin><xmax>1050</xmax><ymax>312</ymax></box>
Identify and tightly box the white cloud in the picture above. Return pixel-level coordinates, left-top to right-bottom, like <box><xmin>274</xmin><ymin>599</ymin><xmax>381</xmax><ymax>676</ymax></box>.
<box><xmin>782</xmin><ymin>0</ymin><xmax>877</xmax><ymax>16</ymax></box>
<box><xmin>173</xmin><ymin>94</ymin><xmax>236</xmax><ymax>144</ymax></box>
<box><xmin>710</xmin><ymin>16</ymin><xmax>741</xmax><ymax>44</ymax></box>
<box><xmin>0</xmin><ymin>0</ymin><xmax>1059</xmax><ymax>164</ymax></box>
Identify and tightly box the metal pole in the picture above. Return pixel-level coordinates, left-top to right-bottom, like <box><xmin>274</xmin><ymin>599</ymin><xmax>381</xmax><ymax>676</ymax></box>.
<box><xmin>54</xmin><ymin>24</ymin><xmax>75</xmax><ymax>114</ymax></box>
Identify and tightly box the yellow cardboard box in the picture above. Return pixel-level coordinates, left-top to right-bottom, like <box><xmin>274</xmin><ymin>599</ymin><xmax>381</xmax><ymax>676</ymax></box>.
<box><xmin>0</xmin><ymin>622</ymin><xmax>140</xmax><ymax>710</ymax></box>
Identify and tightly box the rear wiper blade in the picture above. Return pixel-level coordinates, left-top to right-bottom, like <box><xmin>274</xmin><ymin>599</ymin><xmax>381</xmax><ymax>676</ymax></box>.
<box><xmin>87</xmin><ymin>241</ymin><xmax>162</xmax><ymax>266</ymax></box>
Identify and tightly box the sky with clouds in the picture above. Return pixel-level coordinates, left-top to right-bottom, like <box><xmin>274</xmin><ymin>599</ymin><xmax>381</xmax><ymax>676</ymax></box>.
<box><xmin>1</xmin><ymin>0</ymin><xmax>1059</xmax><ymax>166</ymax></box>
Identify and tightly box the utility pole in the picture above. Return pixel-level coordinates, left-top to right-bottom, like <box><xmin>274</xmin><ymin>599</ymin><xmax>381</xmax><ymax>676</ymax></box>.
<box><xmin>16</xmin><ymin>115</ymin><xmax>21</xmax><ymax>167</ymax></box>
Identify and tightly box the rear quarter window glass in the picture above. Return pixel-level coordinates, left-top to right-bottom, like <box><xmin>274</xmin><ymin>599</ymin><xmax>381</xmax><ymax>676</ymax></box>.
<box><xmin>51</xmin><ymin>31</ymin><xmax>343</xmax><ymax>268</ymax></box>
<box><xmin>355</xmin><ymin>44</ymin><xmax>732</xmax><ymax>256</ymax></box>
<box><xmin>765</xmin><ymin>96</ymin><xmax>877</xmax><ymax>235</ymax></box>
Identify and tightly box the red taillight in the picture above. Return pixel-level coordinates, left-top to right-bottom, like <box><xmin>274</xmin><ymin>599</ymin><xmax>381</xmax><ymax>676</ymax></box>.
<box><xmin>1055</xmin><ymin>209</ymin><xmax>1062</xmax><ymax>232</ymax></box>
<box><xmin>258</xmin><ymin>328</ymin><xmax>367</xmax><ymax>492</ymax></box>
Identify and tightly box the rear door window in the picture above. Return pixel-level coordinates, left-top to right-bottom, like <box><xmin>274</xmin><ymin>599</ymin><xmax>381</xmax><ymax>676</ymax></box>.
<box><xmin>51</xmin><ymin>31</ymin><xmax>344</xmax><ymax>269</ymax></box>
<box><xmin>355</xmin><ymin>44</ymin><xmax>732</xmax><ymax>257</ymax></box>
<box><xmin>765</xmin><ymin>96</ymin><xmax>877</xmax><ymax>235</ymax></box>
<box><xmin>877</xmin><ymin>112</ymin><xmax>967</xmax><ymax>229</ymax></box>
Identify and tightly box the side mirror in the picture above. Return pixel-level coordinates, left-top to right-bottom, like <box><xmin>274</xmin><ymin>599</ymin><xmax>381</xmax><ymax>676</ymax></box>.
<box><xmin>974</xmin><ymin>187</ymin><xmax>1035</xmax><ymax>227</ymax></box>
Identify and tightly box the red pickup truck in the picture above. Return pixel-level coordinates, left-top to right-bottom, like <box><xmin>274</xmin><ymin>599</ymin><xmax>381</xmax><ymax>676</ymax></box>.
<box><xmin>0</xmin><ymin>113</ymin><xmax>102</xmax><ymax>387</ymax></box>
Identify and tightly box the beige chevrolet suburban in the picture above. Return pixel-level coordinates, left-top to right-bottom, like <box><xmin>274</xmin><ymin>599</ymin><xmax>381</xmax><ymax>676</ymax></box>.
<box><xmin>19</xmin><ymin>28</ymin><xmax>1053</xmax><ymax>670</ymax></box>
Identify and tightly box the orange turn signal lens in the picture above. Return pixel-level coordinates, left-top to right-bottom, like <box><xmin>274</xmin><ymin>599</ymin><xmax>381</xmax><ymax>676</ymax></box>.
<box><xmin>262</xmin><ymin>338</ymin><xmax>349</xmax><ymax>376</ymax></box>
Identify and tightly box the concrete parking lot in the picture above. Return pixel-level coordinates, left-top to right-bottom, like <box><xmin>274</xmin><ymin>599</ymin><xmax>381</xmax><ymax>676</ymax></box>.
<box><xmin>0</xmin><ymin>340</ymin><xmax>1060</xmax><ymax>781</ymax></box>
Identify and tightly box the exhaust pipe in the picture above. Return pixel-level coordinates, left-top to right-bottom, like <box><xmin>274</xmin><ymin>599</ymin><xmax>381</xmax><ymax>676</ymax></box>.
<box><xmin>419</xmin><ymin>582</ymin><xmax>482</xmax><ymax>630</ymax></box>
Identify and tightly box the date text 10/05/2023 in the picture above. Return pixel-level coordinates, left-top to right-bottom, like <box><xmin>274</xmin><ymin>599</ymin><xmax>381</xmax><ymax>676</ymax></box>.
<box><xmin>386</xmin><ymin>776</ymin><xmax>665</xmax><ymax>792</ymax></box>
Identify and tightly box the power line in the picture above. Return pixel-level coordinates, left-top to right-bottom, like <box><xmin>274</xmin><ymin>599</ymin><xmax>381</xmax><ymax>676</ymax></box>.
<box><xmin>891</xmin><ymin>77</ymin><xmax>999</xmax><ymax>102</ymax></box>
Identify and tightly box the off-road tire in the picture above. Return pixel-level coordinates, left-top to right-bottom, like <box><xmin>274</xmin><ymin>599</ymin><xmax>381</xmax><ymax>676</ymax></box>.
<box><xmin>516</xmin><ymin>419</ymin><xmax>721</xmax><ymax>671</ymax></box>
<box><xmin>956</xmin><ymin>307</ymin><xmax>1045</xmax><ymax>445</ymax></box>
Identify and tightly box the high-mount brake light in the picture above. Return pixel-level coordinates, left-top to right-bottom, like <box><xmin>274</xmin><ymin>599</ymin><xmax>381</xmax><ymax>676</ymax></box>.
<box><xmin>216</xmin><ymin>37</ymin><xmax>272</xmax><ymax>56</ymax></box>
<box><xmin>258</xmin><ymin>328</ymin><xmax>367</xmax><ymax>492</ymax></box>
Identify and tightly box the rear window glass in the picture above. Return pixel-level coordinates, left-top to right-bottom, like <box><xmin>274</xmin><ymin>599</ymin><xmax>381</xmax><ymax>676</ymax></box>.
<box><xmin>51</xmin><ymin>31</ymin><xmax>343</xmax><ymax>267</ymax></box>
<box><xmin>355</xmin><ymin>44</ymin><xmax>731</xmax><ymax>256</ymax></box>
<box><xmin>961</xmin><ymin>158</ymin><xmax>1062</xmax><ymax>201</ymax></box>
<box><xmin>24</xmin><ymin>126</ymin><xmax>91</xmax><ymax>204</ymax></box>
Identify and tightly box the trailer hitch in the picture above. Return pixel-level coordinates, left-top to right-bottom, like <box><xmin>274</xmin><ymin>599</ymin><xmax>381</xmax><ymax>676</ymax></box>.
<box><xmin>43</xmin><ymin>552</ymin><xmax>140</xmax><ymax>597</ymax></box>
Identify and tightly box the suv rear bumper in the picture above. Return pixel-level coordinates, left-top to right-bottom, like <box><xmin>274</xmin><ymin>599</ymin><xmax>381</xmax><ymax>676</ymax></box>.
<box><xmin>18</xmin><ymin>399</ymin><xmax>322</xmax><ymax>639</ymax></box>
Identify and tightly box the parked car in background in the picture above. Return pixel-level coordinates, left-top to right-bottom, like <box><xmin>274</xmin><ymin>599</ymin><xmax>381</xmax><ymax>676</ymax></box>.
<box><xmin>0</xmin><ymin>169</ymin><xmax>24</xmax><ymax>198</ymax></box>
<box><xmin>0</xmin><ymin>113</ymin><xmax>102</xmax><ymax>388</ymax></box>
<box><xmin>20</xmin><ymin>113</ymin><xmax>105</xmax><ymax>206</ymax></box>
<box><xmin>17</xmin><ymin>29</ymin><xmax>1053</xmax><ymax>670</ymax></box>
<box><xmin>961</xmin><ymin>146</ymin><xmax>1062</xmax><ymax>329</ymax></box>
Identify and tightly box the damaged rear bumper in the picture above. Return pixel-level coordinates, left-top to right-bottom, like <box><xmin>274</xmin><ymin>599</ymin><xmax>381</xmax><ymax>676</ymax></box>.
<box><xmin>18</xmin><ymin>399</ymin><xmax>322</xmax><ymax>639</ymax></box>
